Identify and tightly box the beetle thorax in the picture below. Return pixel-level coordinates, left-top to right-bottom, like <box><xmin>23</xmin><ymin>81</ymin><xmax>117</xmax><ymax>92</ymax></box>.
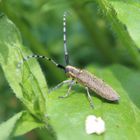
<box><xmin>65</xmin><ymin>65</ymin><xmax>81</xmax><ymax>78</ymax></box>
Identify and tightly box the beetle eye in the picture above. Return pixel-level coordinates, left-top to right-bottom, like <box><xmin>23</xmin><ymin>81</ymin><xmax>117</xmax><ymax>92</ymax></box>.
<box><xmin>65</xmin><ymin>69</ymin><xmax>68</xmax><ymax>73</ymax></box>
<box><xmin>65</xmin><ymin>68</ymin><xmax>69</xmax><ymax>73</ymax></box>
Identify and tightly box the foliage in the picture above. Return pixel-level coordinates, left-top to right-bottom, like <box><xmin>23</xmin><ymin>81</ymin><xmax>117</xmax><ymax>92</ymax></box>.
<box><xmin>0</xmin><ymin>0</ymin><xmax>140</xmax><ymax>140</ymax></box>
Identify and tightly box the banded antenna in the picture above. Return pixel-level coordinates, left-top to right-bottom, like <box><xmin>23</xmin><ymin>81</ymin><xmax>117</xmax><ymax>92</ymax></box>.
<box><xmin>17</xmin><ymin>54</ymin><xmax>65</xmax><ymax>70</ymax></box>
<box><xmin>63</xmin><ymin>12</ymin><xmax>69</xmax><ymax>65</ymax></box>
<box><xmin>17</xmin><ymin>12</ymin><xmax>69</xmax><ymax>72</ymax></box>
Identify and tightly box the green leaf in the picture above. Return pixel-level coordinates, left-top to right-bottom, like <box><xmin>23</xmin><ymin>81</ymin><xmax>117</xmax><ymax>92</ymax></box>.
<box><xmin>110</xmin><ymin>0</ymin><xmax>140</xmax><ymax>48</ymax></box>
<box><xmin>104</xmin><ymin>64</ymin><xmax>140</xmax><ymax>109</ymax></box>
<box><xmin>0</xmin><ymin>14</ymin><xmax>48</xmax><ymax>120</ymax></box>
<box><xmin>13</xmin><ymin>111</ymin><xmax>45</xmax><ymax>136</ymax></box>
<box><xmin>96</xmin><ymin>0</ymin><xmax>140</xmax><ymax>69</ymax></box>
<box><xmin>47</xmin><ymin>64</ymin><xmax>140</xmax><ymax>140</ymax></box>
<box><xmin>0</xmin><ymin>112</ymin><xmax>23</xmax><ymax>140</ymax></box>
<box><xmin>0</xmin><ymin>111</ymin><xmax>45</xmax><ymax>139</ymax></box>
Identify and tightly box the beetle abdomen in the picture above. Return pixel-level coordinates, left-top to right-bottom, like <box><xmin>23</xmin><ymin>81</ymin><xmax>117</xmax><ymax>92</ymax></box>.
<box><xmin>76</xmin><ymin>70</ymin><xmax>119</xmax><ymax>101</ymax></box>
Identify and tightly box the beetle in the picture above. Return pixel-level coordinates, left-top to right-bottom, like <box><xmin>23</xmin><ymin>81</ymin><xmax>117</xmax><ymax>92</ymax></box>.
<box><xmin>18</xmin><ymin>12</ymin><xmax>120</xmax><ymax>108</ymax></box>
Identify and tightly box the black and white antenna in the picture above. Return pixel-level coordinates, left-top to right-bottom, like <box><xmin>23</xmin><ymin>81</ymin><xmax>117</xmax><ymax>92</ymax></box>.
<box><xmin>63</xmin><ymin>12</ymin><xmax>69</xmax><ymax>65</ymax></box>
<box><xmin>17</xmin><ymin>54</ymin><xmax>65</xmax><ymax>70</ymax></box>
<box><xmin>17</xmin><ymin>12</ymin><xmax>69</xmax><ymax>71</ymax></box>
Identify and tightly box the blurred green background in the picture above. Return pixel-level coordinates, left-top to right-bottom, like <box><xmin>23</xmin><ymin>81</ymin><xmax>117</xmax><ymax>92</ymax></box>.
<box><xmin>0</xmin><ymin>0</ymin><xmax>136</xmax><ymax>139</ymax></box>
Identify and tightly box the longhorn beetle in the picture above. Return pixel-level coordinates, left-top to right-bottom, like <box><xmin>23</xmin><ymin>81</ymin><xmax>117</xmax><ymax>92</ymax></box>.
<box><xmin>18</xmin><ymin>12</ymin><xmax>120</xmax><ymax>108</ymax></box>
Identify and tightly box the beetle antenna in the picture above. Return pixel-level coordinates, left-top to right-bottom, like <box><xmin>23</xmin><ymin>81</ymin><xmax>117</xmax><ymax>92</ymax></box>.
<box><xmin>17</xmin><ymin>54</ymin><xmax>65</xmax><ymax>70</ymax></box>
<box><xmin>63</xmin><ymin>12</ymin><xmax>69</xmax><ymax>65</ymax></box>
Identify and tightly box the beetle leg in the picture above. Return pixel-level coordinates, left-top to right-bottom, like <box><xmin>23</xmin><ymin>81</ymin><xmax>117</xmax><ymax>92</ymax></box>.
<box><xmin>59</xmin><ymin>80</ymin><xmax>75</xmax><ymax>98</ymax></box>
<box><xmin>49</xmin><ymin>79</ymin><xmax>72</xmax><ymax>93</ymax></box>
<box><xmin>85</xmin><ymin>87</ymin><xmax>94</xmax><ymax>109</ymax></box>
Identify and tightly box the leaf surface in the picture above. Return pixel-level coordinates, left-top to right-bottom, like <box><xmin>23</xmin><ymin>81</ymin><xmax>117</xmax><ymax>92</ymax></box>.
<box><xmin>96</xmin><ymin>0</ymin><xmax>140</xmax><ymax>68</ymax></box>
<box><xmin>0</xmin><ymin>13</ymin><xmax>48</xmax><ymax>120</ymax></box>
<box><xmin>0</xmin><ymin>111</ymin><xmax>44</xmax><ymax>139</ymax></box>
<box><xmin>0</xmin><ymin>112</ymin><xmax>23</xmax><ymax>140</ymax></box>
<box><xmin>110</xmin><ymin>0</ymin><xmax>140</xmax><ymax>48</ymax></box>
<box><xmin>47</xmin><ymin>64</ymin><xmax>140</xmax><ymax>140</ymax></box>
